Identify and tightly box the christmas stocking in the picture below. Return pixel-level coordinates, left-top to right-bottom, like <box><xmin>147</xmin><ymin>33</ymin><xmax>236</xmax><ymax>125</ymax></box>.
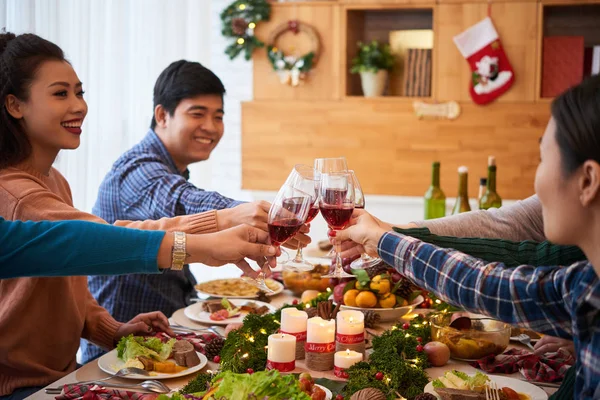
<box><xmin>453</xmin><ymin>17</ymin><xmax>514</xmax><ymax>105</ymax></box>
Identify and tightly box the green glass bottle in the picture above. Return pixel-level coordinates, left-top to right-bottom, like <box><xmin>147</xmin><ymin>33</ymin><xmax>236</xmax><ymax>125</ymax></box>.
<box><xmin>479</xmin><ymin>156</ymin><xmax>503</xmax><ymax>210</ymax></box>
<box><xmin>424</xmin><ymin>161</ymin><xmax>446</xmax><ymax>219</ymax></box>
<box><xmin>452</xmin><ymin>166</ymin><xmax>471</xmax><ymax>215</ymax></box>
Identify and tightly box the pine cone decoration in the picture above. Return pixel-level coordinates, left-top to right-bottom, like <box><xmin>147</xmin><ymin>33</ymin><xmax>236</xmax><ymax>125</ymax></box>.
<box><xmin>362</xmin><ymin>310</ymin><xmax>381</xmax><ymax>328</ymax></box>
<box><xmin>395</xmin><ymin>277</ymin><xmax>417</xmax><ymax>300</ymax></box>
<box><xmin>414</xmin><ymin>394</ymin><xmax>437</xmax><ymax>400</ymax></box>
<box><xmin>231</xmin><ymin>17</ymin><xmax>248</xmax><ymax>36</ymax></box>
<box><xmin>350</xmin><ymin>388</ymin><xmax>386</xmax><ymax>400</ymax></box>
<box><xmin>204</xmin><ymin>336</ymin><xmax>225</xmax><ymax>359</ymax></box>
<box><xmin>366</xmin><ymin>261</ymin><xmax>390</xmax><ymax>279</ymax></box>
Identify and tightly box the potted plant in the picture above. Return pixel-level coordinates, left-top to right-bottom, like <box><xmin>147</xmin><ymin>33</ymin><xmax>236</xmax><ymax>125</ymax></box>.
<box><xmin>350</xmin><ymin>40</ymin><xmax>394</xmax><ymax>97</ymax></box>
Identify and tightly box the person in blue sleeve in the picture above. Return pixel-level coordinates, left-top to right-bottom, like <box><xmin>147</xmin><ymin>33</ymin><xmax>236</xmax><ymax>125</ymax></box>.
<box><xmin>334</xmin><ymin>76</ymin><xmax>600</xmax><ymax>399</ymax></box>
<box><xmin>0</xmin><ymin>217</ymin><xmax>279</xmax><ymax>279</ymax></box>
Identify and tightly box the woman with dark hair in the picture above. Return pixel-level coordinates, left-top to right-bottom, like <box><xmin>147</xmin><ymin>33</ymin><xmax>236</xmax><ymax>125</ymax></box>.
<box><xmin>0</xmin><ymin>32</ymin><xmax>283</xmax><ymax>399</ymax></box>
<box><xmin>335</xmin><ymin>76</ymin><xmax>600</xmax><ymax>399</ymax></box>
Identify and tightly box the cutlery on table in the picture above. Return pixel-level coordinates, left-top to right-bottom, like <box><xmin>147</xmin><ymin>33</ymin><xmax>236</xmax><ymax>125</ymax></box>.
<box><xmin>514</xmin><ymin>333</ymin><xmax>537</xmax><ymax>352</ymax></box>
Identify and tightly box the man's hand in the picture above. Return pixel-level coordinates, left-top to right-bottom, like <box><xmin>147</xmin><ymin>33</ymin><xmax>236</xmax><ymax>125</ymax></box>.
<box><xmin>333</xmin><ymin>209</ymin><xmax>390</xmax><ymax>258</ymax></box>
<box><xmin>533</xmin><ymin>335</ymin><xmax>575</xmax><ymax>357</ymax></box>
<box><xmin>189</xmin><ymin>224</ymin><xmax>281</xmax><ymax>278</ymax></box>
<box><xmin>114</xmin><ymin>311</ymin><xmax>175</xmax><ymax>343</ymax></box>
<box><xmin>216</xmin><ymin>201</ymin><xmax>270</xmax><ymax>231</ymax></box>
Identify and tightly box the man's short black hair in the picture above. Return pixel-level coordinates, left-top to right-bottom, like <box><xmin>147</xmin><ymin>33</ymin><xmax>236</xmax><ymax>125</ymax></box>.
<box><xmin>150</xmin><ymin>60</ymin><xmax>226</xmax><ymax>129</ymax></box>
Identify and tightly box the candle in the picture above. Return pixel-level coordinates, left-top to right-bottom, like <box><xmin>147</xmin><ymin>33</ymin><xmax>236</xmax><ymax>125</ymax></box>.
<box><xmin>336</xmin><ymin>310</ymin><xmax>364</xmax><ymax>335</ymax></box>
<box><xmin>334</xmin><ymin>349</ymin><xmax>363</xmax><ymax>378</ymax></box>
<box><xmin>306</xmin><ymin>317</ymin><xmax>335</xmax><ymax>344</ymax></box>
<box><xmin>281</xmin><ymin>308</ymin><xmax>308</xmax><ymax>333</ymax></box>
<box><xmin>266</xmin><ymin>333</ymin><xmax>296</xmax><ymax>372</ymax></box>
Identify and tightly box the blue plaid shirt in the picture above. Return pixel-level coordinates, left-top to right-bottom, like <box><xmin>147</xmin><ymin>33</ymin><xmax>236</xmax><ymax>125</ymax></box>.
<box><xmin>378</xmin><ymin>231</ymin><xmax>600</xmax><ymax>399</ymax></box>
<box><xmin>82</xmin><ymin>130</ymin><xmax>243</xmax><ymax>363</ymax></box>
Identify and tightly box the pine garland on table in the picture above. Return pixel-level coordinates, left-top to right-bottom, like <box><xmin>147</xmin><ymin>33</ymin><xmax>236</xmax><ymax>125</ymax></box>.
<box><xmin>220</xmin><ymin>0</ymin><xmax>271</xmax><ymax>60</ymax></box>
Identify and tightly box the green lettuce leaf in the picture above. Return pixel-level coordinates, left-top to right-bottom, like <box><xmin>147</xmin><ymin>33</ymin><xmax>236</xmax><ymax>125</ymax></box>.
<box><xmin>212</xmin><ymin>370</ymin><xmax>311</xmax><ymax>400</ymax></box>
<box><xmin>452</xmin><ymin>370</ymin><xmax>470</xmax><ymax>381</ymax></box>
<box><xmin>468</xmin><ymin>371</ymin><xmax>490</xmax><ymax>390</ymax></box>
<box><xmin>431</xmin><ymin>379</ymin><xmax>445</xmax><ymax>388</ymax></box>
<box><xmin>117</xmin><ymin>335</ymin><xmax>176</xmax><ymax>362</ymax></box>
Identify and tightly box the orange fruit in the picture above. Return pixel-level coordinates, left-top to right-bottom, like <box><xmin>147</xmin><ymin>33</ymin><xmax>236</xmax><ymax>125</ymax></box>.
<box><xmin>343</xmin><ymin>289</ymin><xmax>360</xmax><ymax>307</ymax></box>
<box><xmin>369</xmin><ymin>275</ymin><xmax>391</xmax><ymax>294</ymax></box>
<box><xmin>355</xmin><ymin>291</ymin><xmax>378</xmax><ymax>308</ymax></box>
<box><xmin>378</xmin><ymin>293</ymin><xmax>396</xmax><ymax>308</ymax></box>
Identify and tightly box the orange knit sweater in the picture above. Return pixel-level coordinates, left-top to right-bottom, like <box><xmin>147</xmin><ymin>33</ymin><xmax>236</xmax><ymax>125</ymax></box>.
<box><xmin>0</xmin><ymin>164</ymin><xmax>218</xmax><ymax>395</ymax></box>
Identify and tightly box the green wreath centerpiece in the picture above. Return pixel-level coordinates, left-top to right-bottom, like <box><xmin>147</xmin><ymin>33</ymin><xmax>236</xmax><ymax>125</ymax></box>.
<box><xmin>220</xmin><ymin>0</ymin><xmax>271</xmax><ymax>60</ymax></box>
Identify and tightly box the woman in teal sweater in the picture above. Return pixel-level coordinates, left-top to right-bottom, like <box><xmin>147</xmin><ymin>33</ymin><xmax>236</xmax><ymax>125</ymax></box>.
<box><xmin>0</xmin><ymin>217</ymin><xmax>279</xmax><ymax>279</ymax></box>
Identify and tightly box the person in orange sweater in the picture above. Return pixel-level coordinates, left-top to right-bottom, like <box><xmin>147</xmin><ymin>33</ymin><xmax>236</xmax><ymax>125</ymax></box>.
<box><xmin>0</xmin><ymin>32</ymin><xmax>303</xmax><ymax>399</ymax></box>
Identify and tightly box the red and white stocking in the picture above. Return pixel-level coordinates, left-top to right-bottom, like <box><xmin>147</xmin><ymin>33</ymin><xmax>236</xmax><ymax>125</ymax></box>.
<box><xmin>453</xmin><ymin>17</ymin><xmax>514</xmax><ymax>105</ymax></box>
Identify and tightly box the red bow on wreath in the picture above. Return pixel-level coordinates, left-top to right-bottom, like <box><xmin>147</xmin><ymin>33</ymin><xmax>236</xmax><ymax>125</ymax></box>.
<box><xmin>288</xmin><ymin>20</ymin><xmax>299</xmax><ymax>34</ymax></box>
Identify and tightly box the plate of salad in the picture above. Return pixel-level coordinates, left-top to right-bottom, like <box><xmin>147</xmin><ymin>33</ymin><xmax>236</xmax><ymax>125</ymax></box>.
<box><xmin>98</xmin><ymin>335</ymin><xmax>207</xmax><ymax>380</ymax></box>
<box><xmin>157</xmin><ymin>370</ymin><xmax>331</xmax><ymax>400</ymax></box>
<box><xmin>184</xmin><ymin>298</ymin><xmax>276</xmax><ymax>325</ymax></box>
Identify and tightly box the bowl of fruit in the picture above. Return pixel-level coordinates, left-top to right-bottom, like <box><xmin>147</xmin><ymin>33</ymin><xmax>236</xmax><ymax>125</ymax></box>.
<box><xmin>334</xmin><ymin>263</ymin><xmax>424</xmax><ymax>322</ymax></box>
<box><xmin>282</xmin><ymin>261</ymin><xmax>335</xmax><ymax>296</ymax></box>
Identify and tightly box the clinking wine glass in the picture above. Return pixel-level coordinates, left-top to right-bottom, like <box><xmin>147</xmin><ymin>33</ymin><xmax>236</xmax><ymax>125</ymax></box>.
<box><xmin>319</xmin><ymin>172</ymin><xmax>355</xmax><ymax>279</ymax></box>
<box><xmin>314</xmin><ymin>157</ymin><xmax>349</xmax><ymax>259</ymax></box>
<box><xmin>242</xmin><ymin>185</ymin><xmax>312</xmax><ymax>292</ymax></box>
<box><xmin>348</xmin><ymin>170</ymin><xmax>382</xmax><ymax>270</ymax></box>
<box><xmin>284</xmin><ymin>164</ymin><xmax>321</xmax><ymax>271</ymax></box>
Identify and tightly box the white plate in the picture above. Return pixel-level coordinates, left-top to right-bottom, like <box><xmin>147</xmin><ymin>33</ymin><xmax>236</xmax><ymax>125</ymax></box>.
<box><xmin>315</xmin><ymin>384</ymin><xmax>333</xmax><ymax>400</ymax></box>
<box><xmin>184</xmin><ymin>299</ymin><xmax>276</xmax><ymax>325</ymax></box>
<box><xmin>195</xmin><ymin>278</ymin><xmax>284</xmax><ymax>299</ymax></box>
<box><xmin>97</xmin><ymin>348</ymin><xmax>207</xmax><ymax>380</ymax></box>
<box><xmin>424</xmin><ymin>374</ymin><xmax>548</xmax><ymax>400</ymax></box>
<box><xmin>340</xmin><ymin>295</ymin><xmax>424</xmax><ymax>322</ymax></box>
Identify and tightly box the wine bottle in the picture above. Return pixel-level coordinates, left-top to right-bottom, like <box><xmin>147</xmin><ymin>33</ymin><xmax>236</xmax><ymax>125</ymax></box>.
<box><xmin>479</xmin><ymin>156</ymin><xmax>503</xmax><ymax>210</ymax></box>
<box><xmin>424</xmin><ymin>161</ymin><xmax>446</xmax><ymax>219</ymax></box>
<box><xmin>478</xmin><ymin>177</ymin><xmax>487</xmax><ymax>205</ymax></box>
<box><xmin>452</xmin><ymin>166</ymin><xmax>471</xmax><ymax>215</ymax></box>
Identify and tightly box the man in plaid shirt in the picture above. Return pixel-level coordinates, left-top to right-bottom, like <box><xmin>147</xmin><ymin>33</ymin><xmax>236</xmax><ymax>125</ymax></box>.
<box><xmin>335</xmin><ymin>76</ymin><xmax>600</xmax><ymax>399</ymax></box>
<box><xmin>82</xmin><ymin>61</ymin><xmax>308</xmax><ymax>363</ymax></box>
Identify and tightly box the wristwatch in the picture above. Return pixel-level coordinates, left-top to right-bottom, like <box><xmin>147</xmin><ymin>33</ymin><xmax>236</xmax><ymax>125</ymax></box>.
<box><xmin>171</xmin><ymin>231</ymin><xmax>187</xmax><ymax>270</ymax></box>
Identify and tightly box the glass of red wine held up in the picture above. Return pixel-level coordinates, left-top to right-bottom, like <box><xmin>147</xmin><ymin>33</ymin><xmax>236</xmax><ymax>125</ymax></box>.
<box><xmin>284</xmin><ymin>164</ymin><xmax>321</xmax><ymax>271</ymax></box>
<box><xmin>319</xmin><ymin>172</ymin><xmax>355</xmax><ymax>279</ymax></box>
<box><xmin>242</xmin><ymin>185</ymin><xmax>312</xmax><ymax>292</ymax></box>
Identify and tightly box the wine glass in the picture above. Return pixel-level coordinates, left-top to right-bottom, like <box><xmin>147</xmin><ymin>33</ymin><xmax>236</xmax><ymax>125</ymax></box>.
<box><xmin>242</xmin><ymin>185</ymin><xmax>312</xmax><ymax>292</ymax></box>
<box><xmin>319</xmin><ymin>172</ymin><xmax>355</xmax><ymax>279</ymax></box>
<box><xmin>284</xmin><ymin>164</ymin><xmax>321</xmax><ymax>271</ymax></box>
<box><xmin>314</xmin><ymin>157</ymin><xmax>349</xmax><ymax>259</ymax></box>
<box><xmin>348</xmin><ymin>170</ymin><xmax>382</xmax><ymax>270</ymax></box>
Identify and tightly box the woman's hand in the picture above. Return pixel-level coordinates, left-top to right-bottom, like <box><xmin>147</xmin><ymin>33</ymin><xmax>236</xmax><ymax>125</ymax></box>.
<box><xmin>333</xmin><ymin>209</ymin><xmax>390</xmax><ymax>258</ymax></box>
<box><xmin>114</xmin><ymin>311</ymin><xmax>175</xmax><ymax>344</ymax></box>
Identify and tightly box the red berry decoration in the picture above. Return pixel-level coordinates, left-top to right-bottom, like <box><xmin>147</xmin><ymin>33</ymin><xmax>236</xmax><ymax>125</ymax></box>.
<box><xmin>402</xmin><ymin>323</ymin><xmax>410</xmax><ymax>330</ymax></box>
<box><xmin>416</xmin><ymin>337</ymin><xmax>423</xmax><ymax>343</ymax></box>
<box><xmin>292</xmin><ymin>299</ymin><xmax>299</xmax><ymax>305</ymax></box>
<box><xmin>336</xmin><ymin>395</ymin><xmax>344</xmax><ymax>400</ymax></box>
<box><xmin>212</xmin><ymin>355</ymin><xmax>221</xmax><ymax>363</ymax></box>
<box><xmin>246</xmin><ymin>368</ymin><xmax>254</xmax><ymax>374</ymax></box>
<box><xmin>416</xmin><ymin>344</ymin><xmax>424</xmax><ymax>352</ymax></box>
<box><xmin>375</xmin><ymin>372</ymin><xmax>384</xmax><ymax>381</ymax></box>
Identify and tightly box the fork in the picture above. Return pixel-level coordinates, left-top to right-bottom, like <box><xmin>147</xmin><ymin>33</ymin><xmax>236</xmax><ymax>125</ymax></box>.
<box><xmin>45</xmin><ymin>379</ymin><xmax>170</xmax><ymax>395</ymax></box>
<box><xmin>515</xmin><ymin>333</ymin><xmax>536</xmax><ymax>351</ymax></box>
<box><xmin>170</xmin><ymin>323</ymin><xmax>225</xmax><ymax>337</ymax></box>
<box><xmin>485</xmin><ymin>382</ymin><xmax>501</xmax><ymax>400</ymax></box>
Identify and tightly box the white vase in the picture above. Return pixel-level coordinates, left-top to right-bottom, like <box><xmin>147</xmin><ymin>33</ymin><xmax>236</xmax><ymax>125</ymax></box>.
<box><xmin>359</xmin><ymin>70</ymin><xmax>388</xmax><ymax>97</ymax></box>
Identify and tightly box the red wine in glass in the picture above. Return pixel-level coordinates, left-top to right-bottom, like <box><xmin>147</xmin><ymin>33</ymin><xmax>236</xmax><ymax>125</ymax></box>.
<box><xmin>268</xmin><ymin>218</ymin><xmax>304</xmax><ymax>246</ymax></box>
<box><xmin>320</xmin><ymin>205</ymin><xmax>354</xmax><ymax>230</ymax></box>
<box><xmin>355</xmin><ymin>205</ymin><xmax>364</xmax><ymax>209</ymax></box>
<box><xmin>323</xmin><ymin>188</ymin><xmax>348</xmax><ymax>205</ymax></box>
<box><xmin>305</xmin><ymin>205</ymin><xmax>320</xmax><ymax>223</ymax></box>
<box><xmin>282</xmin><ymin>197</ymin><xmax>307</xmax><ymax>214</ymax></box>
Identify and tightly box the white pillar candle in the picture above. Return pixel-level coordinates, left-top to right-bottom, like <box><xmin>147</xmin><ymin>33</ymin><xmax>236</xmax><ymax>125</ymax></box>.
<box><xmin>334</xmin><ymin>349</ymin><xmax>363</xmax><ymax>369</ymax></box>
<box><xmin>267</xmin><ymin>333</ymin><xmax>296</xmax><ymax>363</ymax></box>
<box><xmin>306</xmin><ymin>317</ymin><xmax>335</xmax><ymax>343</ymax></box>
<box><xmin>281</xmin><ymin>308</ymin><xmax>308</xmax><ymax>333</ymax></box>
<box><xmin>336</xmin><ymin>310</ymin><xmax>364</xmax><ymax>335</ymax></box>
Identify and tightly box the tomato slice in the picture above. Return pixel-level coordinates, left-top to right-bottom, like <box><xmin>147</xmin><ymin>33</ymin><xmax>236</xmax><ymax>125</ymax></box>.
<box><xmin>210</xmin><ymin>309</ymin><xmax>230</xmax><ymax>321</ymax></box>
<box><xmin>502</xmin><ymin>387</ymin><xmax>520</xmax><ymax>400</ymax></box>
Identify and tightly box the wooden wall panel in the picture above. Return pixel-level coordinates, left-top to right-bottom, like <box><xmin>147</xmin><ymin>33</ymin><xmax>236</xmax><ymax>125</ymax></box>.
<box><xmin>435</xmin><ymin>2</ymin><xmax>538</xmax><ymax>102</ymax></box>
<box><xmin>252</xmin><ymin>3</ymin><xmax>341</xmax><ymax>101</ymax></box>
<box><xmin>242</xmin><ymin>100</ymin><xmax>550</xmax><ymax>200</ymax></box>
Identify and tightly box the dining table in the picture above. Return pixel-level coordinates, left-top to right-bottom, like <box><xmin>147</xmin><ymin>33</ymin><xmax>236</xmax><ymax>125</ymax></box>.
<box><xmin>32</xmin><ymin>290</ymin><xmax>559</xmax><ymax>399</ymax></box>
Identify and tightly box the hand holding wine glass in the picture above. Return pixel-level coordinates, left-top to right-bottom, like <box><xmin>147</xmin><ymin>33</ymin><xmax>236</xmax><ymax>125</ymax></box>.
<box><xmin>319</xmin><ymin>172</ymin><xmax>355</xmax><ymax>278</ymax></box>
<box><xmin>242</xmin><ymin>185</ymin><xmax>313</xmax><ymax>292</ymax></box>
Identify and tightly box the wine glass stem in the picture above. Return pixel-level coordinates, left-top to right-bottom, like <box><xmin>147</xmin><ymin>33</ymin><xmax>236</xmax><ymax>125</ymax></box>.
<box><xmin>361</xmin><ymin>253</ymin><xmax>370</xmax><ymax>261</ymax></box>
<box><xmin>293</xmin><ymin>245</ymin><xmax>304</xmax><ymax>262</ymax></box>
<box><xmin>335</xmin><ymin>233</ymin><xmax>343</xmax><ymax>273</ymax></box>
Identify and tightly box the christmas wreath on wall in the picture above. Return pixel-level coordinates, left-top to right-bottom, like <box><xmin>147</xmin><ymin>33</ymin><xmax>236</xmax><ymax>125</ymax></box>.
<box><xmin>220</xmin><ymin>0</ymin><xmax>271</xmax><ymax>60</ymax></box>
<box><xmin>266</xmin><ymin>20</ymin><xmax>321</xmax><ymax>86</ymax></box>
